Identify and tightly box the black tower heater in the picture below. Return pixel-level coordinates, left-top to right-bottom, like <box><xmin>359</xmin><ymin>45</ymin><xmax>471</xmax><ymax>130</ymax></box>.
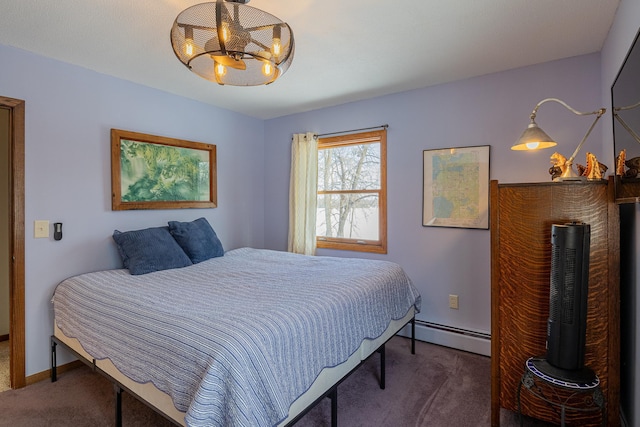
<box><xmin>538</xmin><ymin>222</ymin><xmax>595</xmax><ymax>383</ymax></box>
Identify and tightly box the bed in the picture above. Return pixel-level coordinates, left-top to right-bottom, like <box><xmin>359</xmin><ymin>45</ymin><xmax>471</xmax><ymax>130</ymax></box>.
<box><xmin>51</xmin><ymin>246</ymin><xmax>421</xmax><ymax>427</ymax></box>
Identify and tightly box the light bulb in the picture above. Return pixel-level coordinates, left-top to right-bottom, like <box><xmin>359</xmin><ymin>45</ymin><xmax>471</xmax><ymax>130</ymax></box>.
<box><xmin>271</xmin><ymin>25</ymin><xmax>282</xmax><ymax>57</ymax></box>
<box><xmin>262</xmin><ymin>62</ymin><xmax>274</xmax><ymax>77</ymax></box>
<box><xmin>184</xmin><ymin>27</ymin><xmax>195</xmax><ymax>57</ymax></box>
<box><xmin>221</xmin><ymin>23</ymin><xmax>230</xmax><ymax>43</ymax></box>
<box><xmin>185</xmin><ymin>40</ymin><xmax>194</xmax><ymax>56</ymax></box>
<box><xmin>271</xmin><ymin>38</ymin><xmax>281</xmax><ymax>57</ymax></box>
<box><xmin>215</xmin><ymin>62</ymin><xmax>226</xmax><ymax>77</ymax></box>
<box><xmin>525</xmin><ymin>142</ymin><xmax>540</xmax><ymax>150</ymax></box>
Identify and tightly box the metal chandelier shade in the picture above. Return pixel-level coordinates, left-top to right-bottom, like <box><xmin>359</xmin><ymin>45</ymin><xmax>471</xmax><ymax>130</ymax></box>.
<box><xmin>170</xmin><ymin>0</ymin><xmax>295</xmax><ymax>86</ymax></box>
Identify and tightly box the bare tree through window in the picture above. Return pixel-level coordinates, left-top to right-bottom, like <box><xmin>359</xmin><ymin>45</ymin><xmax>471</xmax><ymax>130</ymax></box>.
<box><xmin>316</xmin><ymin>130</ymin><xmax>387</xmax><ymax>253</ymax></box>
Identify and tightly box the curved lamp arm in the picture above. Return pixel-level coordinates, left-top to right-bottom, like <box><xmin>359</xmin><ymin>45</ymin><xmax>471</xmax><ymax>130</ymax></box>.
<box><xmin>530</xmin><ymin>98</ymin><xmax>606</xmax><ymax>164</ymax></box>
<box><xmin>614</xmin><ymin>99</ymin><xmax>640</xmax><ymax>112</ymax></box>
<box><xmin>614</xmin><ymin>112</ymin><xmax>640</xmax><ymax>145</ymax></box>
<box><xmin>613</xmin><ymin>101</ymin><xmax>640</xmax><ymax>145</ymax></box>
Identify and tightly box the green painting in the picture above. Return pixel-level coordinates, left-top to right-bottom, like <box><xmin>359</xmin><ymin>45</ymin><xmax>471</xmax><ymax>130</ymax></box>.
<box><xmin>120</xmin><ymin>139</ymin><xmax>210</xmax><ymax>202</ymax></box>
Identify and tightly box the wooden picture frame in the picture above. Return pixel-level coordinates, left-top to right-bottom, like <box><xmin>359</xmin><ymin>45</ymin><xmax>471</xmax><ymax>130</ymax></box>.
<box><xmin>422</xmin><ymin>145</ymin><xmax>490</xmax><ymax>229</ymax></box>
<box><xmin>111</xmin><ymin>129</ymin><xmax>217</xmax><ymax>210</ymax></box>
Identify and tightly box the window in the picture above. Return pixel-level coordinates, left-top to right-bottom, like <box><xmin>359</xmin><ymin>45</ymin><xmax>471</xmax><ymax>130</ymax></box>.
<box><xmin>316</xmin><ymin>129</ymin><xmax>387</xmax><ymax>253</ymax></box>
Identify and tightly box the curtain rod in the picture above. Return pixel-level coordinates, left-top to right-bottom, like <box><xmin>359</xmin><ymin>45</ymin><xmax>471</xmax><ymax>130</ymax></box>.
<box><xmin>315</xmin><ymin>124</ymin><xmax>388</xmax><ymax>139</ymax></box>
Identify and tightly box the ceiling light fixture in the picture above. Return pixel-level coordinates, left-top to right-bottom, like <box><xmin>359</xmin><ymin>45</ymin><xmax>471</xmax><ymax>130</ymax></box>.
<box><xmin>170</xmin><ymin>0</ymin><xmax>295</xmax><ymax>86</ymax></box>
<box><xmin>512</xmin><ymin>98</ymin><xmax>606</xmax><ymax>181</ymax></box>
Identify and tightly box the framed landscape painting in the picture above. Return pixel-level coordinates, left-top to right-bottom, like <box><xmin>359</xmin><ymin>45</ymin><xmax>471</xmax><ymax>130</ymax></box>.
<box><xmin>111</xmin><ymin>129</ymin><xmax>217</xmax><ymax>210</ymax></box>
<box><xmin>422</xmin><ymin>145</ymin><xmax>490</xmax><ymax>229</ymax></box>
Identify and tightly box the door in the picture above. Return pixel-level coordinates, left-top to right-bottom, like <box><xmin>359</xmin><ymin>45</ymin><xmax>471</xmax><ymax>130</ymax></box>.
<box><xmin>0</xmin><ymin>96</ymin><xmax>25</xmax><ymax>389</ymax></box>
<box><xmin>0</xmin><ymin>107</ymin><xmax>9</xmax><ymax>388</ymax></box>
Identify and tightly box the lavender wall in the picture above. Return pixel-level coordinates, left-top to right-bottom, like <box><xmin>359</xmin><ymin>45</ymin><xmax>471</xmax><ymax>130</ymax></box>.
<box><xmin>0</xmin><ymin>44</ymin><xmax>266</xmax><ymax>375</ymax></box>
<box><xmin>264</xmin><ymin>53</ymin><xmax>602</xmax><ymax>354</ymax></box>
<box><xmin>0</xmin><ymin>26</ymin><xmax>614</xmax><ymax>380</ymax></box>
<box><xmin>601</xmin><ymin>0</ymin><xmax>640</xmax><ymax>424</ymax></box>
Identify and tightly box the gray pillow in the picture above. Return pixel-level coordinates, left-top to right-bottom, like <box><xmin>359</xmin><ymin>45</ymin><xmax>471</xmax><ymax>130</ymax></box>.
<box><xmin>112</xmin><ymin>226</ymin><xmax>192</xmax><ymax>275</ymax></box>
<box><xmin>168</xmin><ymin>217</ymin><xmax>224</xmax><ymax>264</ymax></box>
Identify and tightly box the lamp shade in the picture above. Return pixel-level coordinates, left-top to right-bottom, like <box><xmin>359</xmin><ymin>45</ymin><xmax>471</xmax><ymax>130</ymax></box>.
<box><xmin>171</xmin><ymin>0</ymin><xmax>295</xmax><ymax>86</ymax></box>
<box><xmin>511</xmin><ymin>122</ymin><xmax>558</xmax><ymax>151</ymax></box>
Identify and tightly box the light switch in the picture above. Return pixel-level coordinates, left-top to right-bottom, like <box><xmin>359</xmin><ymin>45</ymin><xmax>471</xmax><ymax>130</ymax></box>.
<box><xmin>34</xmin><ymin>220</ymin><xmax>49</xmax><ymax>238</ymax></box>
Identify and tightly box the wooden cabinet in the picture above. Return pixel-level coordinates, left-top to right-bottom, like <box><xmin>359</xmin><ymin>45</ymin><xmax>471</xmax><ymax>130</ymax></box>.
<box><xmin>490</xmin><ymin>179</ymin><xmax>619</xmax><ymax>427</ymax></box>
<box><xmin>615</xmin><ymin>176</ymin><xmax>640</xmax><ymax>203</ymax></box>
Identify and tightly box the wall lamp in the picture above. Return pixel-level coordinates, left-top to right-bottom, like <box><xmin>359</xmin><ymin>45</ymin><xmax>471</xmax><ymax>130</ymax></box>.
<box><xmin>512</xmin><ymin>98</ymin><xmax>606</xmax><ymax>181</ymax></box>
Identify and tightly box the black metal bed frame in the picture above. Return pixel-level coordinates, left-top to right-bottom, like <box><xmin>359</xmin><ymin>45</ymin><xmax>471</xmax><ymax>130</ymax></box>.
<box><xmin>51</xmin><ymin>316</ymin><xmax>415</xmax><ymax>427</ymax></box>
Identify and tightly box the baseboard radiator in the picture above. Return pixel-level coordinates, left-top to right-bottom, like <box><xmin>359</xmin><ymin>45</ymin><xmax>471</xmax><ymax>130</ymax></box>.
<box><xmin>398</xmin><ymin>319</ymin><xmax>491</xmax><ymax>356</ymax></box>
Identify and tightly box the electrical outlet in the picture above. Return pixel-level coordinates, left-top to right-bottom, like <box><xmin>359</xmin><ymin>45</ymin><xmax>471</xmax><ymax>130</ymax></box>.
<box><xmin>34</xmin><ymin>220</ymin><xmax>49</xmax><ymax>238</ymax></box>
<box><xmin>449</xmin><ymin>294</ymin><xmax>459</xmax><ymax>309</ymax></box>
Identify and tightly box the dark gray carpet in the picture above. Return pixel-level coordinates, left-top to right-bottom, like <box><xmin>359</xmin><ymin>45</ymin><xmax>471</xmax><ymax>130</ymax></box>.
<box><xmin>0</xmin><ymin>336</ymin><xmax>550</xmax><ymax>426</ymax></box>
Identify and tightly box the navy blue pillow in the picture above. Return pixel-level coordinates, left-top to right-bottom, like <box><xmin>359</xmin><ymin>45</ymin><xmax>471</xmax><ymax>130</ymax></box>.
<box><xmin>168</xmin><ymin>217</ymin><xmax>224</xmax><ymax>264</ymax></box>
<box><xmin>112</xmin><ymin>226</ymin><xmax>192</xmax><ymax>275</ymax></box>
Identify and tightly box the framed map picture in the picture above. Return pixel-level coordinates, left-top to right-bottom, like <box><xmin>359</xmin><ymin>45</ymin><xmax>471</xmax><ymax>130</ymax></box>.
<box><xmin>422</xmin><ymin>145</ymin><xmax>490</xmax><ymax>229</ymax></box>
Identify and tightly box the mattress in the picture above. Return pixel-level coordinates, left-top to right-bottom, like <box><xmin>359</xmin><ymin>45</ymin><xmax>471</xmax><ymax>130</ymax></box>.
<box><xmin>52</xmin><ymin>248</ymin><xmax>421</xmax><ymax>426</ymax></box>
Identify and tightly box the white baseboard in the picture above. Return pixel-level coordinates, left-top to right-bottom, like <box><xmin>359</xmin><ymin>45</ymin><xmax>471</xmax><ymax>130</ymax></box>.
<box><xmin>397</xmin><ymin>320</ymin><xmax>491</xmax><ymax>356</ymax></box>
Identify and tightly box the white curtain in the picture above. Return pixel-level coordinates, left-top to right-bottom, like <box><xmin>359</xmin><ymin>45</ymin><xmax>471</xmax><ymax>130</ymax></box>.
<box><xmin>288</xmin><ymin>132</ymin><xmax>318</xmax><ymax>255</ymax></box>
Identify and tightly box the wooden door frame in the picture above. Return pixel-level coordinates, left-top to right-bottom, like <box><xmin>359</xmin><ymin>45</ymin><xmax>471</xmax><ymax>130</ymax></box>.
<box><xmin>1</xmin><ymin>96</ymin><xmax>25</xmax><ymax>389</ymax></box>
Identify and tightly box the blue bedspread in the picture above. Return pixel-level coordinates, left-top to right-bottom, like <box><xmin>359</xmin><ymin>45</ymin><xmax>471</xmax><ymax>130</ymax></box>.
<box><xmin>52</xmin><ymin>248</ymin><xmax>421</xmax><ymax>427</ymax></box>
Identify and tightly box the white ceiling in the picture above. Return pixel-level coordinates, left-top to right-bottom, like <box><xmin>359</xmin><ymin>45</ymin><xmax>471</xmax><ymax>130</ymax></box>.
<box><xmin>0</xmin><ymin>0</ymin><xmax>620</xmax><ymax>119</ymax></box>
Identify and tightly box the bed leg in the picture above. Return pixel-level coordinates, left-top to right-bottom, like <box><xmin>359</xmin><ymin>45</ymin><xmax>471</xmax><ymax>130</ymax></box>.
<box><xmin>379</xmin><ymin>343</ymin><xmax>386</xmax><ymax>390</ymax></box>
<box><xmin>411</xmin><ymin>316</ymin><xmax>416</xmax><ymax>355</ymax></box>
<box><xmin>329</xmin><ymin>388</ymin><xmax>337</xmax><ymax>427</ymax></box>
<box><xmin>50</xmin><ymin>337</ymin><xmax>57</xmax><ymax>382</ymax></box>
<box><xmin>114</xmin><ymin>384</ymin><xmax>123</xmax><ymax>427</ymax></box>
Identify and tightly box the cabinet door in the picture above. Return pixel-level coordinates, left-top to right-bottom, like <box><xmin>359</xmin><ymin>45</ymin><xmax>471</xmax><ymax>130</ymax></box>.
<box><xmin>490</xmin><ymin>180</ymin><xmax>618</xmax><ymax>427</ymax></box>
